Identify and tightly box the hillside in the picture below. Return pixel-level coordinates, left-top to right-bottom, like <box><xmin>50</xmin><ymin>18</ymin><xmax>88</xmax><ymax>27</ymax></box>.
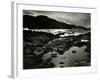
<box><xmin>23</xmin><ymin>15</ymin><xmax>88</xmax><ymax>30</ymax></box>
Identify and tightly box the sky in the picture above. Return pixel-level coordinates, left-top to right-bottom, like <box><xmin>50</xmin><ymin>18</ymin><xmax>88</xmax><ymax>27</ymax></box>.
<box><xmin>23</xmin><ymin>10</ymin><xmax>91</xmax><ymax>28</ymax></box>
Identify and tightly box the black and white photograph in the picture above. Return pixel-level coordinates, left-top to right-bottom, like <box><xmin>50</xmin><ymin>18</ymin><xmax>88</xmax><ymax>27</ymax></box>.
<box><xmin>23</xmin><ymin>10</ymin><xmax>91</xmax><ymax>69</ymax></box>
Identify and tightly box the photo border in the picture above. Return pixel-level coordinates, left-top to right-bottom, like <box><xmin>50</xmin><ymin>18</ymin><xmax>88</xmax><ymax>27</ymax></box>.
<box><xmin>11</xmin><ymin>2</ymin><xmax>97</xmax><ymax>78</ymax></box>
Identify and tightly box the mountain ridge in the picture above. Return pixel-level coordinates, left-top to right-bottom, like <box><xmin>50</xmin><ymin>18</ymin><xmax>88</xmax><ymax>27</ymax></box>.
<box><xmin>23</xmin><ymin>15</ymin><xmax>88</xmax><ymax>30</ymax></box>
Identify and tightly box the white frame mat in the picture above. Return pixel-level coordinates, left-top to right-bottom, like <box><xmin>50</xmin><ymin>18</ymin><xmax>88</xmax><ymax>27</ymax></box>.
<box><xmin>11</xmin><ymin>1</ymin><xmax>97</xmax><ymax>78</ymax></box>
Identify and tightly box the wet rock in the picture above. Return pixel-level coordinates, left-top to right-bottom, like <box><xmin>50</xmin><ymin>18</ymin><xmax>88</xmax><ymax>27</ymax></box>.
<box><xmin>59</xmin><ymin>62</ymin><xmax>64</xmax><ymax>64</ymax></box>
<box><xmin>60</xmin><ymin>66</ymin><xmax>64</xmax><ymax>68</ymax></box>
<box><xmin>72</xmin><ymin>50</ymin><xmax>76</xmax><ymax>53</ymax></box>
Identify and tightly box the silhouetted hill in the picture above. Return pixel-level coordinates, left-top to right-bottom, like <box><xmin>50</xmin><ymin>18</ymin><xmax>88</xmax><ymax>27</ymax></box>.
<box><xmin>23</xmin><ymin>15</ymin><xmax>88</xmax><ymax>30</ymax></box>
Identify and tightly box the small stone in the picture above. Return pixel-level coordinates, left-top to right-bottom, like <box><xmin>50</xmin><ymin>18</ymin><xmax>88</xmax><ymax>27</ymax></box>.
<box><xmin>72</xmin><ymin>50</ymin><xmax>76</xmax><ymax>53</ymax></box>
